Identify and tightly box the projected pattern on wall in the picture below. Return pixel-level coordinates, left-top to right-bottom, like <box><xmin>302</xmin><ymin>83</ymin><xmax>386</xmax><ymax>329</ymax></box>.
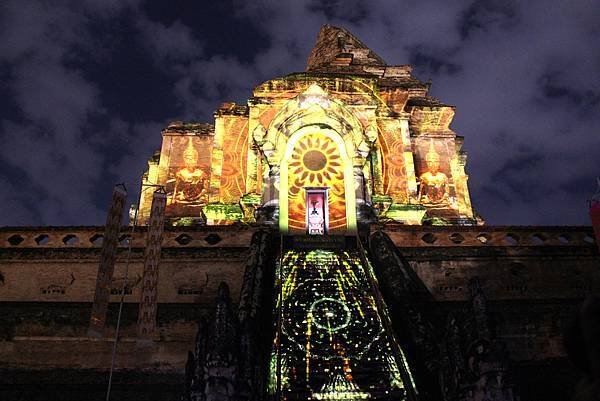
<box><xmin>165</xmin><ymin>136</ymin><xmax>212</xmax><ymax>216</ymax></box>
<box><xmin>270</xmin><ymin>250</ymin><xmax>414</xmax><ymax>400</ymax></box>
<box><xmin>288</xmin><ymin>132</ymin><xmax>346</xmax><ymax>232</ymax></box>
<box><xmin>219</xmin><ymin>121</ymin><xmax>249</xmax><ymax>202</ymax></box>
<box><xmin>377</xmin><ymin>126</ymin><xmax>409</xmax><ymax>203</ymax></box>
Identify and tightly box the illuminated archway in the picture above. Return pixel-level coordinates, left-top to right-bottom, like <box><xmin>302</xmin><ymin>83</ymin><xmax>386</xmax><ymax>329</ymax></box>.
<box><xmin>253</xmin><ymin>84</ymin><xmax>374</xmax><ymax>168</ymax></box>
<box><xmin>252</xmin><ymin>84</ymin><xmax>373</xmax><ymax>233</ymax></box>
<box><xmin>280</xmin><ymin>126</ymin><xmax>357</xmax><ymax>234</ymax></box>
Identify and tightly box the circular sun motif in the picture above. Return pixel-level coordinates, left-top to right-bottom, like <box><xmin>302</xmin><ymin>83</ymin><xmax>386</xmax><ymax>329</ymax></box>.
<box><xmin>287</xmin><ymin>132</ymin><xmax>347</xmax><ymax>231</ymax></box>
<box><xmin>303</xmin><ymin>150</ymin><xmax>327</xmax><ymax>171</ymax></box>
<box><xmin>289</xmin><ymin>134</ymin><xmax>343</xmax><ymax>185</ymax></box>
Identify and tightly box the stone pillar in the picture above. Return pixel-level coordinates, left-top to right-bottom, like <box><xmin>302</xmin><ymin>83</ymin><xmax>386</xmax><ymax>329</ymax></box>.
<box><xmin>469</xmin><ymin>277</ymin><xmax>491</xmax><ymax>340</ymax></box>
<box><xmin>136</xmin><ymin>188</ymin><xmax>167</xmax><ymax>344</ymax></box>
<box><xmin>371</xmin><ymin>148</ymin><xmax>384</xmax><ymax>195</ymax></box>
<box><xmin>261</xmin><ymin>165</ymin><xmax>279</xmax><ymax>205</ymax></box>
<box><xmin>257</xmin><ymin>165</ymin><xmax>279</xmax><ymax>225</ymax></box>
<box><xmin>237</xmin><ymin>231</ymin><xmax>272</xmax><ymax>401</ymax></box>
<box><xmin>88</xmin><ymin>184</ymin><xmax>127</xmax><ymax>338</ymax></box>
<box><xmin>354</xmin><ymin>165</ymin><xmax>366</xmax><ymax>206</ymax></box>
<box><xmin>354</xmin><ymin>165</ymin><xmax>375</xmax><ymax>224</ymax></box>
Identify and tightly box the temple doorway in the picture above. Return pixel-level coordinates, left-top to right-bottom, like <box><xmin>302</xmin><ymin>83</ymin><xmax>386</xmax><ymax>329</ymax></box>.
<box><xmin>305</xmin><ymin>188</ymin><xmax>328</xmax><ymax>235</ymax></box>
<box><xmin>279</xmin><ymin>126</ymin><xmax>357</xmax><ymax>235</ymax></box>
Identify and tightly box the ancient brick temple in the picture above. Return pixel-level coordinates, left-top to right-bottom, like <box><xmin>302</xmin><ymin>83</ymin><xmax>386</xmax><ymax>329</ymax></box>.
<box><xmin>0</xmin><ymin>25</ymin><xmax>598</xmax><ymax>401</ymax></box>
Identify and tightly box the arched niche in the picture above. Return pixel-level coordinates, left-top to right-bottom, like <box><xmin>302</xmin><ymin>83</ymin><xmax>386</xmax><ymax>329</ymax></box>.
<box><xmin>253</xmin><ymin>84</ymin><xmax>373</xmax><ymax>234</ymax></box>
<box><xmin>280</xmin><ymin>125</ymin><xmax>357</xmax><ymax>234</ymax></box>
<box><xmin>253</xmin><ymin>84</ymin><xmax>374</xmax><ymax>168</ymax></box>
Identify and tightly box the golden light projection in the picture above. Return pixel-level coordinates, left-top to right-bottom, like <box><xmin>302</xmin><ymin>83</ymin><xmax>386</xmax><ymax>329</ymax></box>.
<box><xmin>377</xmin><ymin>124</ymin><xmax>409</xmax><ymax>203</ymax></box>
<box><xmin>175</xmin><ymin>138</ymin><xmax>208</xmax><ymax>201</ymax></box>
<box><xmin>287</xmin><ymin>132</ymin><xmax>347</xmax><ymax>233</ymax></box>
<box><xmin>418</xmin><ymin>141</ymin><xmax>449</xmax><ymax>206</ymax></box>
<box><xmin>135</xmin><ymin>25</ymin><xmax>481</xmax><ymax>228</ymax></box>
<box><xmin>165</xmin><ymin>136</ymin><xmax>212</xmax><ymax>216</ymax></box>
<box><xmin>219</xmin><ymin>120</ymin><xmax>249</xmax><ymax>202</ymax></box>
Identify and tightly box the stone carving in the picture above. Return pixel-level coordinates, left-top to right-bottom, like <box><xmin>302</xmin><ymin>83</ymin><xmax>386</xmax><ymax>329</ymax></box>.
<box><xmin>182</xmin><ymin>231</ymin><xmax>273</xmax><ymax>401</ymax></box>
<box><xmin>204</xmin><ymin>282</ymin><xmax>238</xmax><ymax>401</ymax></box>
<box><xmin>369</xmin><ymin>230</ymin><xmax>439</xmax><ymax>361</ymax></box>
<box><xmin>440</xmin><ymin>278</ymin><xmax>515</xmax><ymax>401</ymax></box>
<box><xmin>237</xmin><ymin>230</ymin><xmax>272</xmax><ymax>401</ymax></box>
<box><xmin>368</xmin><ymin>230</ymin><xmax>441</xmax><ymax>398</ymax></box>
<box><xmin>183</xmin><ymin>318</ymin><xmax>208</xmax><ymax>401</ymax></box>
<box><xmin>254</xmin><ymin>205</ymin><xmax>278</xmax><ymax>226</ymax></box>
<box><xmin>369</xmin><ymin>232</ymin><xmax>516</xmax><ymax>400</ymax></box>
<box><xmin>356</xmin><ymin>202</ymin><xmax>377</xmax><ymax>225</ymax></box>
<box><xmin>182</xmin><ymin>283</ymin><xmax>239</xmax><ymax>401</ymax></box>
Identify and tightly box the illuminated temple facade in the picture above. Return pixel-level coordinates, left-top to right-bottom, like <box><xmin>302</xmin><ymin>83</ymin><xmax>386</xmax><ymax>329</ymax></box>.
<box><xmin>137</xmin><ymin>25</ymin><xmax>477</xmax><ymax>231</ymax></box>
<box><xmin>0</xmin><ymin>25</ymin><xmax>599</xmax><ymax>401</ymax></box>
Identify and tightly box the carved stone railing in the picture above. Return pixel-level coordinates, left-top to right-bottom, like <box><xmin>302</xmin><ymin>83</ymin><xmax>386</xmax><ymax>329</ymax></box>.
<box><xmin>378</xmin><ymin>225</ymin><xmax>596</xmax><ymax>248</ymax></box>
<box><xmin>1</xmin><ymin>225</ymin><xmax>596</xmax><ymax>249</ymax></box>
<box><xmin>0</xmin><ymin>226</ymin><xmax>257</xmax><ymax>249</ymax></box>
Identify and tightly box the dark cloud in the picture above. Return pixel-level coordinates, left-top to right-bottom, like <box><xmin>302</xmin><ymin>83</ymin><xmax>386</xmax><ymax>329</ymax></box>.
<box><xmin>0</xmin><ymin>0</ymin><xmax>598</xmax><ymax>226</ymax></box>
<box><xmin>307</xmin><ymin>0</ymin><xmax>370</xmax><ymax>23</ymax></box>
<box><xmin>409</xmin><ymin>50</ymin><xmax>462</xmax><ymax>76</ymax></box>
<box><xmin>137</xmin><ymin>19</ymin><xmax>203</xmax><ymax>63</ymax></box>
<box><xmin>538</xmin><ymin>71</ymin><xmax>600</xmax><ymax>111</ymax></box>
<box><xmin>489</xmin><ymin>151</ymin><xmax>547</xmax><ymax>203</ymax></box>
<box><xmin>459</xmin><ymin>0</ymin><xmax>519</xmax><ymax>39</ymax></box>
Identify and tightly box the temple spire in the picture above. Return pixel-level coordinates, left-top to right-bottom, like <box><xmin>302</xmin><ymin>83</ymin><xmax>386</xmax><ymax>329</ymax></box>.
<box><xmin>306</xmin><ymin>24</ymin><xmax>386</xmax><ymax>72</ymax></box>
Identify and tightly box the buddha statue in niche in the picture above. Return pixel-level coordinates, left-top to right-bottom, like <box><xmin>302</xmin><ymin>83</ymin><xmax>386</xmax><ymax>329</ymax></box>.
<box><xmin>418</xmin><ymin>141</ymin><xmax>449</xmax><ymax>206</ymax></box>
<box><xmin>172</xmin><ymin>137</ymin><xmax>208</xmax><ymax>204</ymax></box>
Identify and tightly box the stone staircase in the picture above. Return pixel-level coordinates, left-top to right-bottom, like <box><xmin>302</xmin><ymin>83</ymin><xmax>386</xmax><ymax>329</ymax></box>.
<box><xmin>270</xmin><ymin>248</ymin><xmax>417</xmax><ymax>401</ymax></box>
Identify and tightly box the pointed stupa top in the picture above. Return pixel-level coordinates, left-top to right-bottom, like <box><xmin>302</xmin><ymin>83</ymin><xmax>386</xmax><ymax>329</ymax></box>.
<box><xmin>306</xmin><ymin>24</ymin><xmax>387</xmax><ymax>72</ymax></box>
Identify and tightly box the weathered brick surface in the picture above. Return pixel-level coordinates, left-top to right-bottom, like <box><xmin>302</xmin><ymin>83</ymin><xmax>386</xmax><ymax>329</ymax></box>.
<box><xmin>0</xmin><ymin>225</ymin><xmax>597</xmax><ymax>400</ymax></box>
<box><xmin>0</xmin><ymin>227</ymin><xmax>254</xmax><ymax>304</ymax></box>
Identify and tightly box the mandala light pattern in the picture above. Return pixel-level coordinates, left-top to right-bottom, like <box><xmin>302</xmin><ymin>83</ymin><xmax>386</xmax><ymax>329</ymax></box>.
<box><xmin>379</xmin><ymin>133</ymin><xmax>408</xmax><ymax>200</ymax></box>
<box><xmin>287</xmin><ymin>132</ymin><xmax>346</xmax><ymax>232</ymax></box>
<box><xmin>271</xmin><ymin>250</ymin><xmax>414</xmax><ymax>401</ymax></box>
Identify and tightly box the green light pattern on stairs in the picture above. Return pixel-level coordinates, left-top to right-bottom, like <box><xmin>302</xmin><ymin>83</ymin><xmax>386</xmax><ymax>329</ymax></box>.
<box><xmin>269</xmin><ymin>249</ymin><xmax>415</xmax><ymax>400</ymax></box>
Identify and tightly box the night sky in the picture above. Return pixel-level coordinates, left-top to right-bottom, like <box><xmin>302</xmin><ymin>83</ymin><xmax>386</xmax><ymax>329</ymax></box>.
<box><xmin>1</xmin><ymin>0</ymin><xmax>599</xmax><ymax>226</ymax></box>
